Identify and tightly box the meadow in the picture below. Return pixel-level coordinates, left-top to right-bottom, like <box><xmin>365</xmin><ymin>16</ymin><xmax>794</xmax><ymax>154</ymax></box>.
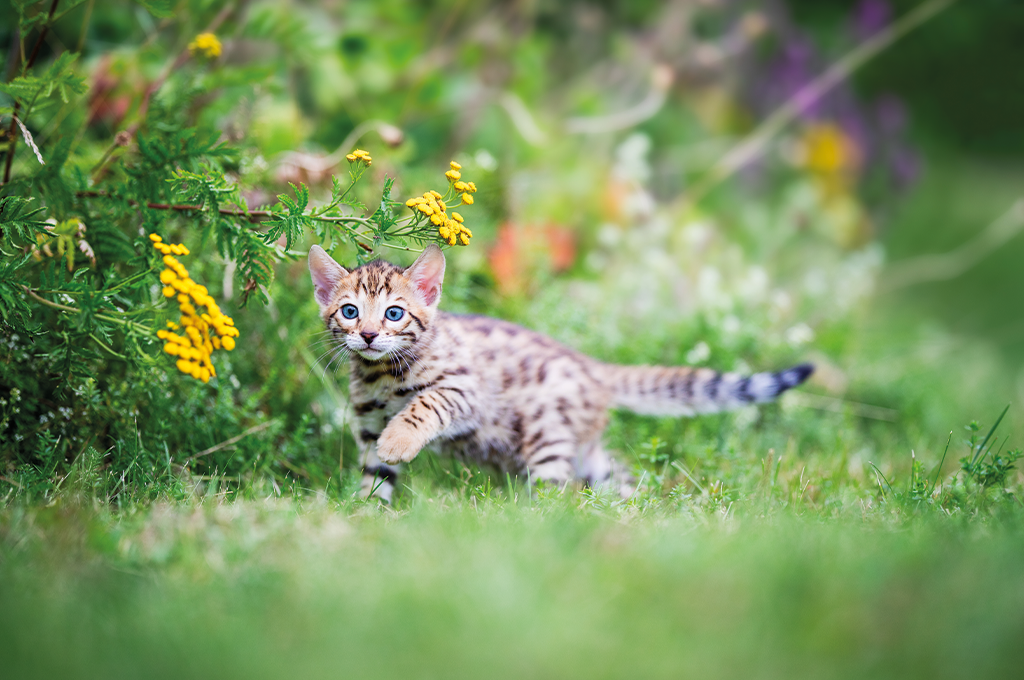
<box><xmin>2</xmin><ymin>0</ymin><xmax>1024</xmax><ymax>676</ymax></box>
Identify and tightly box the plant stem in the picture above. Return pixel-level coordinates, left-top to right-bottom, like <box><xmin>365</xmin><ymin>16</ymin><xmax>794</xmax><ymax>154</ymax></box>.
<box><xmin>23</xmin><ymin>286</ymin><xmax>153</xmax><ymax>334</ymax></box>
<box><xmin>2</xmin><ymin>0</ymin><xmax>60</xmax><ymax>186</ymax></box>
<box><xmin>931</xmin><ymin>431</ymin><xmax>953</xmax><ymax>494</ymax></box>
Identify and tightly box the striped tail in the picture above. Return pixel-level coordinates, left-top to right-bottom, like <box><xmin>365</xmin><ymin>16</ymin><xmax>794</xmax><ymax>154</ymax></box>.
<box><xmin>607</xmin><ymin>363</ymin><xmax>814</xmax><ymax>416</ymax></box>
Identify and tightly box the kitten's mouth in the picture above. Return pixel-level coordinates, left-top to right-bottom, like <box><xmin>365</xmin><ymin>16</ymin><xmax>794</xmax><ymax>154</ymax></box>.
<box><xmin>356</xmin><ymin>347</ymin><xmax>387</xmax><ymax>361</ymax></box>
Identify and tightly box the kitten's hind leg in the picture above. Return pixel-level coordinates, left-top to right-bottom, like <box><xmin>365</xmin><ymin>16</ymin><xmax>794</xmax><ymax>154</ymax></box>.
<box><xmin>578</xmin><ymin>443</ymin><xmax>636</xmax><ymax>499</ymax></box>
<box><xmin>522</xmin><ymin>426</ymin><xmax>577</xmax><ymax>488</ymax></box>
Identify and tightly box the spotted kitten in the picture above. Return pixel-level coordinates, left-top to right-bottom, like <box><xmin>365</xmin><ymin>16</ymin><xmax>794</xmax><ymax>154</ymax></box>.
<box><xmin>309</xmin><ymin>244</ymin><xmax>813</xmax><ymax>502</ymax></box>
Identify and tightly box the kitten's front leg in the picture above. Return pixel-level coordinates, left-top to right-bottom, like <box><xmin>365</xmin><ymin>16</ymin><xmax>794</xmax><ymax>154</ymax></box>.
<box><xmin>359</xmin><ymin>445</ymin><xmax>400</xmax><ymax>503</ymax></box>
<box><xmin>376</xmin><ymin>388</ymin><xmax>467</xmax><ymax>464</ymax></box>
<box><xmin>353</xmin><ymin>402</ymin><xmax>399</xmax><ymax>502</ymax></box>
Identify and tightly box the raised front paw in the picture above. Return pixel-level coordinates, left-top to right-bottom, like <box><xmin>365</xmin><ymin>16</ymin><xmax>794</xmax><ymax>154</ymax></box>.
<box><xmin>375</xmin><ymin>427</ymin><xmax>422</xmax><ymax>465</ymax></box>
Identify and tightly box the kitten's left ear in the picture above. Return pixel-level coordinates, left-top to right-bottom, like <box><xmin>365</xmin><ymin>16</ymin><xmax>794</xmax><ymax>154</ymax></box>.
<box><xmin>405</xmin><ymin>244</ymin><xmax>446</xmax><ymax>307</ymax></box>
<box><xmin>308</xmin><ymin>245</ymin><xmax>348</xmax><ymax>311</ymax></box>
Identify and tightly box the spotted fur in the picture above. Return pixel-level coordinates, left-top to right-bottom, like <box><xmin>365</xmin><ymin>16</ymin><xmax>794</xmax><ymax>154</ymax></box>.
<box><xmin>308</xmin><ymin>244</ymin><xmax>813</xmax><ymax>501</ymax></box>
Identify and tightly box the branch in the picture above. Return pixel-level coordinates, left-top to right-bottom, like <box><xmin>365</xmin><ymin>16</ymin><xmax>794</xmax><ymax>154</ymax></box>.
<box><xmin>687</xmin><ymin>0</ymin><xmax>959</xmax><ymax>204</ymax></box>
<box><xmin>75</xmin><ymin>190</ymin><xmax>377</xmax><ymax>251</ymax></box>
<box><xmin>77</xmin><ymin>189</ymin><xmax>272</xmax><ymax>222</ymax></box>
<box><xmin>22</xmin><ymin>285</ymin><xmax>153</xmax><ymax>333</ymax></box>
<box><xmin>564</xmin><ymin>65</ymin><xmax>674</xmax><ymax>135</ymax></box>
<box><xmin>878</xmin><ymin>198</ymin><xmax>1024</xmax><ymax>293</ymax></box>
<box><xmin>274</xmin><ymin>120</ymin><xmax>403</xmax><ymax>174</ymax></box>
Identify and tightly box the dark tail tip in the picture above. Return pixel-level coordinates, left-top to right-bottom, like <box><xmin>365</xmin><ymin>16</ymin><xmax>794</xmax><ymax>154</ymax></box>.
<box><xmin>778</xmin><ymin>363</ymin><xmax>814</xmax><ymax>390</ymax></box>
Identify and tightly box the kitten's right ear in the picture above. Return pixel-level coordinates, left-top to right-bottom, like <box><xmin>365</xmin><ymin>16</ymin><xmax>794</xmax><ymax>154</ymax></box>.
<box><xmin>308</xmin><ymin>245</ymin><xmax>348</xmax><ymax>310</ymax></box>
<box><xmin>405</xmin><ymin>244</ymin><xmax>446</xmax><ymax>307</ymax></box>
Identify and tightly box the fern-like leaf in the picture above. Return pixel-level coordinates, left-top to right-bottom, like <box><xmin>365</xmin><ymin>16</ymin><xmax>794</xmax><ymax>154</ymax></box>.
<box><xmin>0</xmin><ymin>196</ymin><xmax>49</xmax><ymax>249</ymax></box>
<box><xmin>236</xmin><ymin>231</ymin><xmax>276</xmax><ymax>307</ymax></box>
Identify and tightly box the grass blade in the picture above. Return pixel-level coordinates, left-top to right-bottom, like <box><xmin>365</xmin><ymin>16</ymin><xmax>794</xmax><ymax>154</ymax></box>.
<box><xmin>971</xmin><ymin>405</ymin><xmax>1010</xmax><ymax>468</ymax></box>
<box><xmin>931</xmin><ymin>431</ymin><xmax>953</xmax><ymax>493</ymax></box>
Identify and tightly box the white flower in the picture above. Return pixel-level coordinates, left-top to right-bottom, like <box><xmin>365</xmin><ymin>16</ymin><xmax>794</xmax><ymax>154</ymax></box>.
<box><xmin>686</xmin><ymin>341</ymin><xmax>711</xmax><ymax>365</ymax></box>
<box><xmin>786</xmin><ymin>323</ymin><xmax>815</xmax><ymax>347</ymax></box>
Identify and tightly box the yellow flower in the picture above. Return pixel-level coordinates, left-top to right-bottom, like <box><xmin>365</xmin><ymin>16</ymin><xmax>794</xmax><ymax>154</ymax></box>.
<box><xmin>188</xmin><ymin>33</ymin><xmax>222</xmax><ymax>59</ymax></box>
<box><xmin>347</xmin><ymin>149</ymin><xmax>372</xmax><ymax>166</ymax></box>
<box><xmin>150</xmin><ymin>235</ymin><xmax>238</xmax><ymax>384</ymax></box>
<box><xmin>798</xmin><ymin>123</ymin><xmax>859</xmax><ymax>176</ymax></box>
<box><xmin>404</xmin><ymin>163</ymin><xmax>480</xmax><ymax>247</ymax></box>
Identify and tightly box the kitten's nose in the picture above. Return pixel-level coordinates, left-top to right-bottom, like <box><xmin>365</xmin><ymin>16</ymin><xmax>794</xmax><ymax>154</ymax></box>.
<box><xmin>360</xmin><ymin>330</ymin><xmax>378</xmax><ymax>345</ymax></box>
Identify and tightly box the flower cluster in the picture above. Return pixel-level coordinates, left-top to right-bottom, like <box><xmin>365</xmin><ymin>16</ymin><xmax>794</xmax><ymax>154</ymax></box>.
<box><xmin>150</xmin><ymin>234</ymin><xmax>239</xmax><ymax>383</ymax></box>
<box><xmin>446</xmin><ymin>161</ymin><xmax>478</xmax><ymax>205</ymax></box>
<box><xmin>405</xmin><ymin>161</ymin><xmax>478</xmax><ymax>246</ymax></box>
<box><xmin>346</xmin><ymin>149</ymin><xmax>372</xmax><ymax>166</ymax></box>
<box><xmin>188</xmin><ymin>33</ymin><xmax>222</xmax><ymax>59</ymax></box>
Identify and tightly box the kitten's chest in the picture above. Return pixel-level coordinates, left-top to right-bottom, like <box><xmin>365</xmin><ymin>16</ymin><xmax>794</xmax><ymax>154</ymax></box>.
<box><xmin>349</xmin><ymin>369</ymin><xmax>420</xmax><ymax>420</ymax></box>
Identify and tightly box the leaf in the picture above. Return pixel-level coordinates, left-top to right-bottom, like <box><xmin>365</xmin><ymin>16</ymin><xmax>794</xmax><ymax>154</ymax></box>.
<box><xmin>43</xmin><ymin>52</ymin><xmax>88</xmax><ymax>103</ymax></box>
<box><xmin>0</xmin><ymin>254</ymin><xmax>32</xmax><ymax>323</ymax></box>
<box><xmin>138</xmin><ymin>0</ymin><xmax>175</xmax><ymax>18</ymax></box>
<box><xmin>263</xmin><ymin>183</ymin><xmax>312</xmax><ymax>249</ymax></box>
<box><xmin>0</xmin><ymin>53</ymin><xmax>87</xmax><ymax>108</ymax></box>
<box><xmin>370</xmin><ymin>176</ymin><xmax>398</xmax><ymax>237</ymax></box>
<box><xmin>236</xmin><ymin>231</ymin><xmax>276</xmax><ymax>307</ymax></box>
<box><xmin>0</xmin><ymin>196</ymin><xmax>50</xmax><ymax>249</ymax></box>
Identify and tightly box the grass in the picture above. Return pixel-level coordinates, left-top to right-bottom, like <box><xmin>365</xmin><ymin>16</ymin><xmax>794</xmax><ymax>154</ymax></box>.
<box><xmin>2</xmin><ymin>380</ymin><xmax>1023</xmax><ymax>679</ymax></box>
<box><xmin>3</xmin><ymin>493</ymin><xmax>1024</xmax><ymax>680</ymax></box>
<box><xmin>4</xmin><ymin>263</ymin><xmax>1023</xmax><ymax>678</ymax></box>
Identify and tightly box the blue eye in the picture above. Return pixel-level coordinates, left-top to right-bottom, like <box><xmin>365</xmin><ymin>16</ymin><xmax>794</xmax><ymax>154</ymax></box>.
<box><xmin>385</xmin><ymin>306</ymin><xmax>405</xmax><ymax>322</ymax></box>
<box><xmin>340</xmin><ymin>304</ymin><xmax>358</xmax><ymax>319</ymax></box>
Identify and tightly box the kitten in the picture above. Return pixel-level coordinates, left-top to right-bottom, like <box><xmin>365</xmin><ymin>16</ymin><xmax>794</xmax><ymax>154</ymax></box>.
<box><xmin>309</xmin><ymin>244</ymin><xmax>812</xmax><ymax>502</ymax></box>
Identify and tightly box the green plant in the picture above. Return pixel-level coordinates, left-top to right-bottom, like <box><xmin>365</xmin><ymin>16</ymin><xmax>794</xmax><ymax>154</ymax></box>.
<box><xmin>960</xmin><ymin>407</ymin><xmax>1023</xmax><ymax>491</ymax></box>
<box><xmin>0</xmin><ymin>1</ymin><xmax>484</xmax><ymax>495</ymax></box>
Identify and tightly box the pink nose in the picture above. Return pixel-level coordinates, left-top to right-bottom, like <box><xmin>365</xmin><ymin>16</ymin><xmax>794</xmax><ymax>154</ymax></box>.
<box><xmin>360</xmin><ymin>330</ymin><xmax>378</xmax><ymax>345</ymax></box>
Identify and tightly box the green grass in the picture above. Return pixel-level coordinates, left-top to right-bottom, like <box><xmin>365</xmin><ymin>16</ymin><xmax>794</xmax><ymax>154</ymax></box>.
<box><xmin>3</xmin><ymin>495</ymin><xmax>1024</xmax><ymax>680</ymax></box>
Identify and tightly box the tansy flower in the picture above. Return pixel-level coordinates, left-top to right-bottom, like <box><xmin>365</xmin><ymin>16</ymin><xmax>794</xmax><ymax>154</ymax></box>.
<box><xmin>188</xmin><ymin>33</ymin><xmax>222</xmax><ymax>59</ymax></box>
<box><xmin>798</xmin><ymin>123</ymin><xmax>857</xmax><ymax>175</ymax></box>
<box><xmin>346</xmin><ymin>148</ymin><xmax>372</xmax><ymax>166</ymax></box>
<box><xmin>150</xmin><ymin>234</ymin><xmax>238</xmax><ymax>383</ymax></box>
<box><xmin>403</xmin><ymin>161</ymin><xmax>480</xmax><ymax>246</ymax></box>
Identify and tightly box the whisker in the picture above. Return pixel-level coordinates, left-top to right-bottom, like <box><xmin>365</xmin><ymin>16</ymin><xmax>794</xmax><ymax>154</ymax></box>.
<box><xmin>306</xmin><ymin>343</ymin><xmax>342</xmax><ymax>382</ymax></box>
<box><xmin>322</xmin><ymin>346</ymin><xmax>350</xmax><ymax>384</ymax></box>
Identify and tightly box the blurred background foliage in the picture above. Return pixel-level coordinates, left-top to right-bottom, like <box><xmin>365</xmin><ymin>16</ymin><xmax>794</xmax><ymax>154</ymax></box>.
<box><xmin>0</xmin><ymin>0</ymin><xmax>1022</xmax><ymax>505</ymax></box>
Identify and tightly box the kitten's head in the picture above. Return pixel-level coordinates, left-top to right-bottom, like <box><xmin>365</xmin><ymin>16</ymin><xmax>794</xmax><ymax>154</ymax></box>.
<box><xmin>308</xmin><ymin>244</ymin><xmax>445</xmax><ymax>361</ymax></box>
